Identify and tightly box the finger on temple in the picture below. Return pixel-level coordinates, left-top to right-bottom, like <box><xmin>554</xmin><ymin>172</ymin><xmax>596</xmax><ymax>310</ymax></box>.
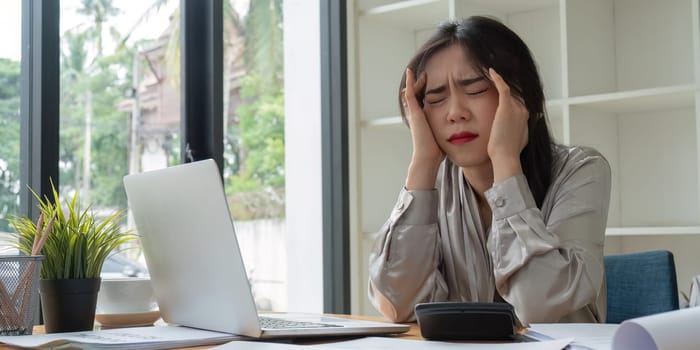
<box><xmin>488</xmin><ymin>68</ymin><xmax>510</xmax><ymax>103</ymax></box>
<box><xmin>414</xmin><ymin>72</ymin><xmax>426</xmax><ymax>90</ymax></box>
<box><xmin>405</xmin><ymin>68</ymin><xmax>418</xmax><ymax>104</ymax></box>
<box><xmin>488</xmin><ymin>68</ymin><xmax>505</xmax><ymax>89</ymax></box>
<box><xmin>405</xmin><ymin>68</ymin><xmax>415</xmax><ymax>89</ymax></box>
<box><xmin>413</xmin><ymin>72</ymin><xmax>427</xmax><ymax>106</ymax></box>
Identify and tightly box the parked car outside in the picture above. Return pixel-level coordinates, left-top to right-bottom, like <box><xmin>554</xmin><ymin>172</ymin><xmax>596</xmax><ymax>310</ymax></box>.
<box><xmin>101</xmin><ymin>252</ymin><xmax>148</xmax><ymax>278</ymax></box>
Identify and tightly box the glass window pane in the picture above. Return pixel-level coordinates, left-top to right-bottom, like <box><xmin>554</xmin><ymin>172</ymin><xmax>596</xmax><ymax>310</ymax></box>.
<box><xmin>0</xmin><ymin>1</ymin><xmax>22</xmax><ymax>254</ymax></box>
<box><xmin>59</xmin><ymin>0</ymin><xmax>180</xmax><ymax>274</ymax></box>
<box><xmin>224</xmin><ymin>0</ymin><xmax>287</xmax><ymax>312</ymax></box>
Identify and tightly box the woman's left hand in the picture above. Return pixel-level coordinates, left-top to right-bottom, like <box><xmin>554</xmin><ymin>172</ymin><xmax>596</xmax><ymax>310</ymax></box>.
<box><xmin>487</xmin><ymin>68</ymin><xmax>529</xmax><ymax>182</ymax></box>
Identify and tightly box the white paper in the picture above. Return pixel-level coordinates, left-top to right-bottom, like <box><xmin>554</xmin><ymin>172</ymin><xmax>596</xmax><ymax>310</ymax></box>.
<box><xmin>0</xmin><ymin>325</ymin><xmax>240</xmax><ymax>350</ymax></box>
<box><xmin>530</xmin><ymin>307</ymin><xmax>700</xmax><ymax>350</ymax></box>
<box><xmin>211</xmin><ymin>341</ymin><xmax>302</xmax><ymax>350</ymax></box>
<box><xmin>212</xmin><ymin>341</ymin><xmax>336</xmax><ymax>349</ymax></box>
<box><xmin>320</xmin><ymin>336</ymin><xmax>571</xmax><ymax>349</ymax></box>
<box><xmin>529</xmin><ymin>323</ymin><xmax>618</xmax><ymax>350</ymax></box>
<box><xmin>613</xmin><ymin>307</ymin><xmax>700</xmax><ymax>350</ymax></box>
<box><xmin>689</xmin><ymin>275</ymin><xmax>700</xmax><ymax>307</ymax></box>
<box><xmin>212</xmin><ymin>338</ymin><xmax>572</xmax><ymax>350</ymax></box>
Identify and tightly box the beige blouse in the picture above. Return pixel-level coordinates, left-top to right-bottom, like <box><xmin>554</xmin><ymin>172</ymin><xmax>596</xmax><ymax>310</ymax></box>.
<box><xmin>368</xmin><ymin>145</ymin><xmax>611</xmax><ymax>325</ymax></box>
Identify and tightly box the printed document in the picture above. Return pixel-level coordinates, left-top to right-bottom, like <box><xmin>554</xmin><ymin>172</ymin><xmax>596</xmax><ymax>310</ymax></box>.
<box><xmin>0</xmin><ymin>325</ymin><xmax>240</xmax><ymax>350</ymax></box>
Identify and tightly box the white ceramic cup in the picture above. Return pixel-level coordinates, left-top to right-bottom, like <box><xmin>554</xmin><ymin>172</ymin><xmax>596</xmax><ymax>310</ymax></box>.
<box><xmin>96</xmin><ymin>277</ymin><xmax>158</xmax><ymax>314</ymax></box>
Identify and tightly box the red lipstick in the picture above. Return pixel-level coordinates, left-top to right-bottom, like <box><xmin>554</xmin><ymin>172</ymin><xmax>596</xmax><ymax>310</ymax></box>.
<box><xmin>448</xmin><ymin>131</ymin><xmax>477</xmax><ymax>145</ymax></box>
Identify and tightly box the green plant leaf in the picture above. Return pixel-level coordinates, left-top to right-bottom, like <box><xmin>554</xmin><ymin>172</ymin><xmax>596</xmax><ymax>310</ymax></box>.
<box><xmin>5</xmin><ymin>181</ymin><xmax>136</xmax><ymax>279</ymax></box>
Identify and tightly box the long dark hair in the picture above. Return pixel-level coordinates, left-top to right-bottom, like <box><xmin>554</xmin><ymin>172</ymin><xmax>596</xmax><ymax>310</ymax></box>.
<box><xmin>398</xmin><ymin>16</ymin><xmax>554</xmax><ymax>208</ymax></box>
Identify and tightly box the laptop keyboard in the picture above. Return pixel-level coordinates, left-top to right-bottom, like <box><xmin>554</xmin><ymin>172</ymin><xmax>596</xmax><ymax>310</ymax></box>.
<box><xmin>259</xmin><ymin>316</ymin><xmax>342</xmax><ymax>329</ymax></box>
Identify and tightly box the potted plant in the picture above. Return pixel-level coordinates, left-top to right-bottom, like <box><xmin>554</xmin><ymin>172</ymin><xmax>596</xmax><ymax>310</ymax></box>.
<box><xmin>7</xmin><ymin>184</ymin><xmax>136</xmax><ymax>333</ymax></box>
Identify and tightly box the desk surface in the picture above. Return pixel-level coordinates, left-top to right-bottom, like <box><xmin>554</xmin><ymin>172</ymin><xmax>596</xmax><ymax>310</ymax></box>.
<box><xmin>1</xmin><ymin>315</ymin><xmax>420</xmax><ymax>349</ymax></box>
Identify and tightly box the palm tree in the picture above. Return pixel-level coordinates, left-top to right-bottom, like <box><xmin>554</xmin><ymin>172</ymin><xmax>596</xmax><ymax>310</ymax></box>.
<box><xmin>60</xmin><ymin>30</ymin><xmax>91</xmax><ymax>201</ymax></box>
<box><xmin>120</xmin><ymin>0</ymin><xmax>286</xmax><ymax>217</ymax></box>
<box><xmin>60</xmin><ymin>0</ymin><xmax>122</xmax><ymax>204</ymax></box>
<box><xmin>77</xmin><ymin>0</ymin><xmax>120</xmax><ymax>56</ymax></box>
<box><xmin>121</xmin><ymin>0</ymin><xmax>244</xmax><ymax>88</ymax></box>
<box><xmin>243</xmin><ymin>0</ymin><xmax>283</xmax><ymax>93</ymax></box>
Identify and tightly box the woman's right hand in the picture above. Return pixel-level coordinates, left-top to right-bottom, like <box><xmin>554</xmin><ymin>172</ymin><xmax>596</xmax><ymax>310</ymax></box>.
<box><xmin>403</xmin><ymin>68</ymin><xmax>445</xmax><ymax>190</ymax></box>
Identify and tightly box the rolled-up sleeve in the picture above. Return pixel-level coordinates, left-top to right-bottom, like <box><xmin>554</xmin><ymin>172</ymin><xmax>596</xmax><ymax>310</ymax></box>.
<box><xmin>368</xmin><ymin>188</ymin><xmax>448</xmax><ymax>322</ymax></box>
<box><xmin>485</xmin><ymin>155</ymin><xmax>611</xmax><ymax>324</ymax></box>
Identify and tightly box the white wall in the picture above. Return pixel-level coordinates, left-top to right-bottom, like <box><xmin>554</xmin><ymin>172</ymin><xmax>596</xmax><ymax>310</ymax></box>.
<box><xmin>284</xmin><ymin>0</ymin><xmax>323</xmax><ymax>313</ymax></box>
<box><xmin>236</xmin><ymin>219</ymin><xmax>287</xmax><ymax>311</ymax></box>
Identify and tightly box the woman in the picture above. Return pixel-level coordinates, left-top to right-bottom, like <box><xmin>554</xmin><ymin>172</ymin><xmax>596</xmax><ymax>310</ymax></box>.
<box><xmin>368</xmin><ymin>16</ymin><xmax>611</xmax><ymax>325</ymax></box>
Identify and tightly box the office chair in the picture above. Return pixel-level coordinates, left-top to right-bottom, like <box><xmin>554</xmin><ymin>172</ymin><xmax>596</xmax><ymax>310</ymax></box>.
<box><xmin>604</xmin><ymin>250</ymin><xmax>679</xmax><ymax>324</ymax></box>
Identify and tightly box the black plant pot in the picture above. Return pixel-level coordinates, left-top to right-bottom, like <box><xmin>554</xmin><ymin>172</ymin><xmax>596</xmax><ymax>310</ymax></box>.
<box><xmin>39</xmin><ymin>278</ymin><xmax>101</xmax><ymax>333</ymax></box>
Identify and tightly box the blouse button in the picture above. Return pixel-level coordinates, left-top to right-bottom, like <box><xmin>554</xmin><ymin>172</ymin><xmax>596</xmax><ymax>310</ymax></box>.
<box><xmin>495</xmin><ymin>198</ymin><xmax>506</xmax><ymax>208</ymax></box>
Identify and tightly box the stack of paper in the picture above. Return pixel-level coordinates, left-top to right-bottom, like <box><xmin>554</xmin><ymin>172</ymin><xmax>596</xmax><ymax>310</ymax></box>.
<box><xmin>0</xmin><ymin>325</ymin><xmax>240</xmax><ymax>350</ymax></box>
<box><xmin>529</xmin><ymin>306</ymin><xmax>700</xmax><ymax>350</ymax></box>
<box><xmin>528</xmin><ymin>323</ymin><xmax>617</xmax><ymax>349</ymax></box>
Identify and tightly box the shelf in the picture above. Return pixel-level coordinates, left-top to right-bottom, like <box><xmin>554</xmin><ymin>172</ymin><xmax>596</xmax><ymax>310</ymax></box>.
<box><xmin>455</xmin><ymin>0</ymin><xmax>558</xmax><ymax>14</ymax></box>
<box><xmin>360</xmin><ymin>0</ymin><xmax>441</xmax><ymax>16</ymax></box>
<box><xmin>566</xmin><ymin>0</ymin><xmax>695</xmax><ymax>96</ymax></box>
<box><xmin>359</xmin><ymin>0</ymin><xmax>448</xmax><ymax>29</ymax></box>
<box><xmin>362</xmin><ymin>116</ymin><xmax>404</xmax><ymax>128</ymax></box>
<box><xmin>568</xmin><ymin>84</ymin><xmax>697</xmax><ymax>114</ymax></box>
<box><xmin>361</xmin><ymin>0</ymin><xmax>559</xmax><ymax>17</ymax></box>
<box><xmin>545</xmin><ymin>99</ymin><xmax>565</xmax><ymax>116</ymax></box>
<box><xmin>606</xmin><ymin>226</ymin><xmax>700</xmax><ymax>236</ymax></box>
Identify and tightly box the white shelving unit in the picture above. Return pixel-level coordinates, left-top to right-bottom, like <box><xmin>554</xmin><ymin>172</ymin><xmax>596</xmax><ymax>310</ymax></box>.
<box><xmin>348</xmin><ymin>0</ymin><xmax>700</xmax><ymax>315</ymax></box>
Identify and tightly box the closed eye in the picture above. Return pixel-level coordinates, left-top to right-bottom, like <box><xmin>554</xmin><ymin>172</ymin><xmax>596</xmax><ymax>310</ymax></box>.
<box><xmin>466</xmin><ymin>88</ymin><xmax>488</xmax><ymax>96</ymax></box>
<box><xmin>425</xmin><ymin>98</ymin><xmax>446</xmax><ymax>105</ymax></box>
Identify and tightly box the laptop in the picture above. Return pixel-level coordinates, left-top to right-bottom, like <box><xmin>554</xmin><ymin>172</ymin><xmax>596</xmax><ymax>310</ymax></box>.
<box><xmin>123</xmin><ymin>159</ymin><xmax>409</xmax><ymax>338</ymax></box>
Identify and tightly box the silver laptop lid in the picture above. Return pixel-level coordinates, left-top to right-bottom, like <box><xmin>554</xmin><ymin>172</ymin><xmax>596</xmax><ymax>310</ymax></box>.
<box><xmin>124</xmin><ymin>159</ymin><xmax>262</xmax><ymax>336</ymax></box>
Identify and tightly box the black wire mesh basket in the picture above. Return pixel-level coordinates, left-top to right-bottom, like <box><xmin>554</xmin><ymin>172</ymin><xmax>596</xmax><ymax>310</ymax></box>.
<box><xmin>0</xmin><ymin>255</ymin><xmax>43</xmax><ymax>335</ymax></box>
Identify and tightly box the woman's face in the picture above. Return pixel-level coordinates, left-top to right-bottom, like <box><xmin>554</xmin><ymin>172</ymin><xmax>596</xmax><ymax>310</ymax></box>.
<box><xmin>421</xmin><ymin>43</ymin><xmax>499</xmax><ymax>169</ymax></box>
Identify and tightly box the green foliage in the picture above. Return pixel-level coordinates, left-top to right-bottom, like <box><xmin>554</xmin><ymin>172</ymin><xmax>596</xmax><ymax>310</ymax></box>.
<box><xmin>224</xmin><ymin>0</ymin><xmax>285</xmax><ymax>220</ymax></box>
<box><xmin>6</xmin><ymin>183</ymin><xmax>136</xmax><ymax>280</ymax></box>
<box><xmin>0</xmin><ymin>0</ymin><xmax>289</xmax><ymax>226</ymax></box>
<box><xmin>244</xmin><ymin>0</ymin><xmax>283</xmax><ymax>94</ymax></box>
<box><xmin>226</xmin><ymin>75</ymin><xmax>285</xmax><ymax>219</ymax></box>
<box><xmin>0</xmin><ymin>58</ymin><xmax>21</xmax><ymax>232</ymax></box>
<box><xmin>59</xmin><ymin>23</ymin><xmax>132</xmax><ymax>209</ymax></box>
<box><xmin>236</xmin><ymin>75</ymin><xmax>285</xmax><ymax>188</ymax></box>
<box><xmin>86</xmin><ymin>56</ymin><xmax>130</xmax><ymax>207</ymax></box>
<box><xmin>0</xmin><ymin>58</ymin><xmax>21</xmax><ymax>100</ymax></box>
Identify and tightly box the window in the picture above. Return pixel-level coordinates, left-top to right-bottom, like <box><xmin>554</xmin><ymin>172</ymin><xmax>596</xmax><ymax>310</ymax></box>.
<box><xmin>223</xmin><ymin>0</ymin><xmax>286</xmax><ymax>312</ymax></box>
<box><xmin>17</xmin><ymin>0</ymin><xmax>338</xmax><ymax>313</ymax></box>
<box><xmin>59</xmin><ymin>0</ymin><xmax>180</xmax><ymax>269</ymax></box>
<box><xmin>0</xmin><ymin>1</ymin><xmax>22</xmax><ymax>253</ymax></box>
<box><xmin>58</xmin><ymin>0</ymin><xmax>293</xmax><ymax>310</ymax></box>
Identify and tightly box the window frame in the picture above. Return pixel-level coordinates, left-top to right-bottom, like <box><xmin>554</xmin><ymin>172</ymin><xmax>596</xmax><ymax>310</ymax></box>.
<box><xmin>20</xmin><ymin>0</ymin><xmax>351</xmax><ymax>315</ymax></box>
<box><xmin>180</xmin><ymin>0</ymin><xmax>224</xmax><ymax>172</ymax></box>
<box><xmin>20</xmin><ymin>0</ymin><xmax>60</xmax><ymax>221</ymax></box>
<box><xmin>320</xmin><ymin>0</ymin><xmax>350</xmax><ymax>314</ymax></box>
